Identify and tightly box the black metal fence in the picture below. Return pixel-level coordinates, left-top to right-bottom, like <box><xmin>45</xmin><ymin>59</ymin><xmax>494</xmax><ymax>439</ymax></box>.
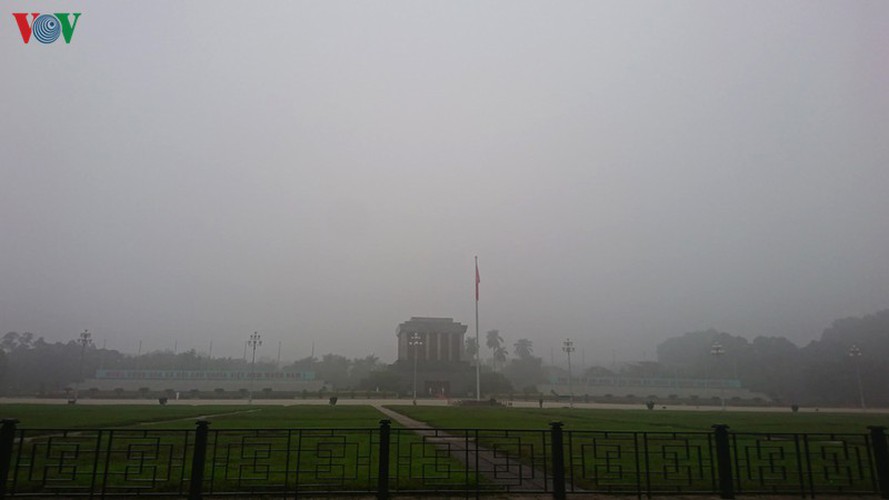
<box><xmin>1</xmin><ymin>418</ymin><xmax>888</xmax><ymax>499</ymax></box>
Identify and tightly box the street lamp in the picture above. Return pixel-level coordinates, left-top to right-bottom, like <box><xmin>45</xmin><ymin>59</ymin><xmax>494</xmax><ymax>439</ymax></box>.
<box><xmin>562</xmin><ymin>338</ymin><xmax>575</xmax><ymax>408</ymax></box>
<box><xmin>75</xmin><ymin>329</ymin><xmax>92</xmax><ymax>401</ymax></box>
<box><xmin>247</xmin><ymin>331</ymin><xmax>262</xmax><ymax>403</ymax></box>
<box><xmin>409</xmin><ymin>333</ymin><xmax>424</xmax><ymax>405</ymax></box>
<box><xmin>848</xmin><ymin>344</ymin><xmax>865</xmax><ymax>410</ymax></box>
<box><xmin>710</xmin><ymin>342</ymin><xmax>725</xmax><ymax>411</ymax></box>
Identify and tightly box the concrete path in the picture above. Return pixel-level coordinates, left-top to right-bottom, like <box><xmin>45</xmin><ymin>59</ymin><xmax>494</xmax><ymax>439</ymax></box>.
<box><xmin>375</xmin><ymin>404</ymin><xmax>552</xmax><ymax>493</ymax></box>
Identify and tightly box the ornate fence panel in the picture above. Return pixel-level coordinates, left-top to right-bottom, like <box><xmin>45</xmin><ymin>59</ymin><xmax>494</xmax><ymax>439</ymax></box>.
<box><xmin>7</xmin><ymin>428</ymin><xmax>194</xmax><ymax>496</ymax></box>
<box><xmin>389</xmin><ymin>427</ymin><xmax>552</xmax><ymax>494</ymax></box>
<box><xmin>565</xmin><ymin>430</ymin><xmax>717</xmax><ymax>495</ymax></box>
<box><xmin>202</xmin><ymin>427</ymin><xmax>379</xmax><ymax>496</ymax></box>
<box><xmin>731</xmin><ymin>432</ymin><xmax>877</xmax><ymax>496</ymax></box>
<box><xmin>1</xmin><ymin>418</ymin><xmax>888</xmax><ymax>499</ymax></box>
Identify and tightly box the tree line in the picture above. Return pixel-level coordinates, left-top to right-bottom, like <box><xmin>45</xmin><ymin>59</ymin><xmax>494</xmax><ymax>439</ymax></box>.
<box><xmin>2</xmin><ymin>308</ymin><xmax>887</xmax><ymax>405</ymax></box>
<box><xmin>0</xmin><ymin>333</ymin><xmax>386</xmax><ymax>396</ymax></box>
<box><xmin>653</xmin><ymin>309</ymin><xmax>889</xmax><ymax>406</ymax></box>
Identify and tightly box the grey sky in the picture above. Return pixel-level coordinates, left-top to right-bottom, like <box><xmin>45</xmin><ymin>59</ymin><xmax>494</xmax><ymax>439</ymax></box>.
<box><xmin>2</xmin><ymin>1</ymin><xmax>887</xmax><ymax>365</ymax></box>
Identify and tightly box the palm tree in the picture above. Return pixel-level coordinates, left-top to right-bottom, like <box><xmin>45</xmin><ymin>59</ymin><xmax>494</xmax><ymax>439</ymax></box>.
<box><xmin>493</xmin><ymin>345</ymin><xmax>508</xmax><ymax>370</ymax></box>
<box><xmin>486</xmin><ymin>330</ymin><xmax>503</xmax><ymax>368</ymax></box>
<box><xmin>514</xmin><ymin>338</ymin><xmax>533</xmax><ymax>360</ymax></box>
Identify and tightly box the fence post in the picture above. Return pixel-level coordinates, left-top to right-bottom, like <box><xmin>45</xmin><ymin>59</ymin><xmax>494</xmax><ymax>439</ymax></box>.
<box><xmin>189</xmin><ymin>420</ymin><xmax>210</xmax><ymax>500</ymax></box>
<box><xmin>712</xmin><ymin>424</ymin><xmax>734</xmax><ymax>499</ymax></box>
<box><xmin>869</xmin><ymin>426</ymin><xmax>889</xmax><ymax>499</ymax></box>
<box><xmin>550</xmin><ymin>421</ymin><xmax>566</xmax><ymax>500</ymax></box>
<box><xmin>0</xmin><ymin>419</ymin><xmax>18</xmax><ymax>500</ymax></box>
<box><xmin>377</xmin><ymin>419</ymin><xmax>391</xmax><ymax>500</ymax></box>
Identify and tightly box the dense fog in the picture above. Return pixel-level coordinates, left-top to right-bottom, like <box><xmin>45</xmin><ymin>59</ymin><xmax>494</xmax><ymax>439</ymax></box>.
<box><xmin>2</xmin><ymin>2</ymin><xmax>887</xmax><ymax>368</ymax></box>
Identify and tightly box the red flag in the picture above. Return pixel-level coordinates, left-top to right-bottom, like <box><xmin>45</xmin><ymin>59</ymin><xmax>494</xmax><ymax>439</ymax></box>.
<box><xmin>475</xmin><ymin>259</ymin><xmax>480</xmax><ymax>301</ymax></box>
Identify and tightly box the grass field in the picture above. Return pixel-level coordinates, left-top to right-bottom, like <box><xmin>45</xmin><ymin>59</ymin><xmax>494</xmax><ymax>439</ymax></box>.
<box><xmin>0</xmin><ymin>404</ymin><xmax>473</xmax><ymax>494</ymax></box>
<box><xmin>3</xmin><ymin>403</ymin><xmax>887</xmax><ymax>496</ymax></box>
<box><xmin>382</xmin><ymin>406</ymin><xmax>889</xmax><ymax>495</ymax></box>
<box><xmin>3</xmin><ymin>402</ymin><xmax>888</xmax><ymax>434</ymax></box>
<box><xmin>388</xmin><ymin>405</ymin><xmax>889</xmax><ymax>434</ymax></box>
<box><xmin>0</xmin><ymin>404</ymin><xmax>389</xmax><ymax>429</ymax></box>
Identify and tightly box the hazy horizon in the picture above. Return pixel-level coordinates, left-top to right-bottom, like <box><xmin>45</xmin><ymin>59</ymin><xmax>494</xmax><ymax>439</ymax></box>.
<box><xmin>2</xmin><ymin>1</ymin><xmax>887</xmax><ymax>366</ymax></box>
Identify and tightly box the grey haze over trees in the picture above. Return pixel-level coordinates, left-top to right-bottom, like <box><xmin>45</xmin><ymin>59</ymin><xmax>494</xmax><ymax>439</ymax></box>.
<box><xmin>0</xmin><ymin>331</ymin><xmax>387</xmax><ymax>395</ymax></box>
<box><xmin>0</xmin><ymin>332</ymin><xmax>278</xmax><ymax>395</ymax></box>
<box><xmin>485</xmin><ymin>329</ymin><xmax>507</xmax><ymax>371</ymax></box>
<box><xmin>513</xmin><ymin>339</ymin><xmax>534</xmax><ymax>360</ymax></box>
<box><xmin>2</xmin><ymin>309</ymin><xmax>889</xmax><ymax>404</ymax></box>
<box><xmin>493</xmin><ymin>344</ymin><xmax>508</xmax><ymax>372</ymax></box>
<box><xmin>501</xmin><ymin>338</ymin><xmax>545</xmax><ymax>392</ymax></box>
<box><xmin>654</xmin><ymin>309</ymin><xmax>889</xmax><ymax>407</ymax></box>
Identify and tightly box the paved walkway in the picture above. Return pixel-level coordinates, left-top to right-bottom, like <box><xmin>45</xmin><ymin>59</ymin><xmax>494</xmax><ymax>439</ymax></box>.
<box><xmin>375</xmin><ymin>404</ymin><xmax>552</xmax><ymax>493</ymax></box>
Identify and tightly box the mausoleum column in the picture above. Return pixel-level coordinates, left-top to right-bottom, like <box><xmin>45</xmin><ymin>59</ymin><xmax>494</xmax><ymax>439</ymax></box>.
<box><xmin>423</xmin><ymin>333</ymin><xmax>432</xmax><ymax>361</ymax></box>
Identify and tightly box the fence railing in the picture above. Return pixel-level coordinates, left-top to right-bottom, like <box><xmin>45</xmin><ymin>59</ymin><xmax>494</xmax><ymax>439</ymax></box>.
<box><xmin>1</xmin><ymin>418</ymin><xmax>888</xmax><ymax>499</ymax></box>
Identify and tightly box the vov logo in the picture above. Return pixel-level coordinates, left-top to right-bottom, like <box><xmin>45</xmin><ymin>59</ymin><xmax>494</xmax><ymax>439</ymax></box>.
<box><xmin>12</xmin><ymin>13</ymin><xmax>81</xmax><ymax>44</ymax></box>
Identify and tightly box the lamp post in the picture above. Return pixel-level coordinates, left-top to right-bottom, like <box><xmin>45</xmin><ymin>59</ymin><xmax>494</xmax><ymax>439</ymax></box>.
<box><xmin>409</xmin><ymin>333</ymin><xmax>424</xmax><ymax>405</ymax></box>
<box><xmin>75</xmin><ymin>329</ymin><xmax>92</xmax><ymax>401</ymax></box>
<box><xmin>247</xmin><ymin>331</ymin><xmax>262</xmax><ymax>403</ymax></box>
<box><xmin>848</xmin><ymin>344</ymin><xmax>865</xmax><ymax>410</ymax></box>
<box><xmin>562</xmin><ymin>338</ymin><xmax>575</xmax><ymax>408</ymax></box>
<box><xmin>710</xmin><ymin>342</ymin><xmax>725</xmax><ymax>411</ymax></box>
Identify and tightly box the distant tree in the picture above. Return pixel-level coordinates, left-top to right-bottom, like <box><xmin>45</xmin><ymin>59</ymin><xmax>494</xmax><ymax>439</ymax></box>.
<box><xmin>315</xmin><ymin>354</ymin><xmax>350</xmax><ymax>389</ymax></box>
<box><xmin>1</xmin><ymin>332</ymin><xmax>35</xmax><ymax>352</ymax></box>
<box><xmin>820</xmin><ymin>310</ymin><xmax>889</xmax><ymax>347</ymax></box>
<box><xmin>655</xmin><ymin>310</ymin><xmax>889</xmax><ymax>406</ymax></box>
<box><xmin>350</xmin><ymin>354</ymin><xmax>382</xmax><ymax>387</ymax></box>
<box><xmin>1</xmin><ymin>335</ymin><xmax>86</xmax><ymax>394</ymax></box>
<box><xmin>176</xmin><ymin>349</ymin><xmax>201</xmax><ymax>370</ymax></box>
<box><xmin>464</xmin><ymin>337</ymin><xmax>479</xmax><ymax>363</ymax></box>
<box><xmin>285</xmin><ymin>356</ymin><xmax>317</xmax><ymax>372</ymax></box>
<box><xmin>514</xmin><ymin>339</ymin><xmax>533</xmax><ymax>360</ymax></box>
<box><xmin>0</xmin><ymin>332</ymin><xmax>18</xmax><ymax>352</ymax></box>
<box><xmin>800</xmin><ymin>310</ymin><xmax>889</xmax><ymax>406</ymax></box>
<box><xmin>744</xmin><ymin>336</ymin><xmax>802</xmax><ymax>402</ymax></box>
<box><xmin>493</xmin><ymin>345</ymin><xmax>508</xmax><ymax>370</ymax></box>
<box><xmin>486</xmin><ymin>330</ymin><xmax>503</xmax><ymax>368</ymax></box>
<box><xmin>503</xmin><ymin>355</ymin><xmax>545</xmax><ymax>390</ymax></box>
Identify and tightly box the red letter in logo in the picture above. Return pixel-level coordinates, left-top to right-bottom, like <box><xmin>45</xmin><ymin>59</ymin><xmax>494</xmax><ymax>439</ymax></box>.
<box><xmin>12</xmin><ymin>13</ymin><xmax>40</xmax><ymax>44</ymax></box>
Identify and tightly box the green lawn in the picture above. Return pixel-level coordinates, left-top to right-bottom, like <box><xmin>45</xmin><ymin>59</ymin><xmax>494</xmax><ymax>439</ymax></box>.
<box><xmin>0</xmin><ymin>404</ymin><xmax>389</xmax><ymax>429</ymax></box>
<box><xmin>141</xmin><ymin>404</ymin><xmax>390</xmax><ymax>429</ymax></box>
<box><xmin>385</xmin><ymin>406</ymin><xmax>888</xmax><ymax>495</ymax></box>
<box><xmin>387</xmin><ymin>405</ymin><xmax>889</xmax><ymax>434</ymax></box>
<box><xmin>0</xmin><ymin>404</ymin><xmax>230</xmax><ymax>429</ymax></box>
<box><xmin>1</xmin><ymin>404</ymin><xmax>472</xmax><ymax>494</ymax></box>
<box><xmin>3</xmin><ymin>403</ymin><xmax>885</xmax><ymax>496</ymax></box>
<box><xmin>4</xmin><ymin>403</ymin><xmax>887</xmax><ymax>434</ymax></box>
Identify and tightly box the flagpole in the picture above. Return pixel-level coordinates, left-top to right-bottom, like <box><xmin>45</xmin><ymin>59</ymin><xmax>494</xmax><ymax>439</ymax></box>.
<box><xmin>475</xmin><ymin>256</ymin><xmax>481</xmax><ymax>401</ymax></box>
